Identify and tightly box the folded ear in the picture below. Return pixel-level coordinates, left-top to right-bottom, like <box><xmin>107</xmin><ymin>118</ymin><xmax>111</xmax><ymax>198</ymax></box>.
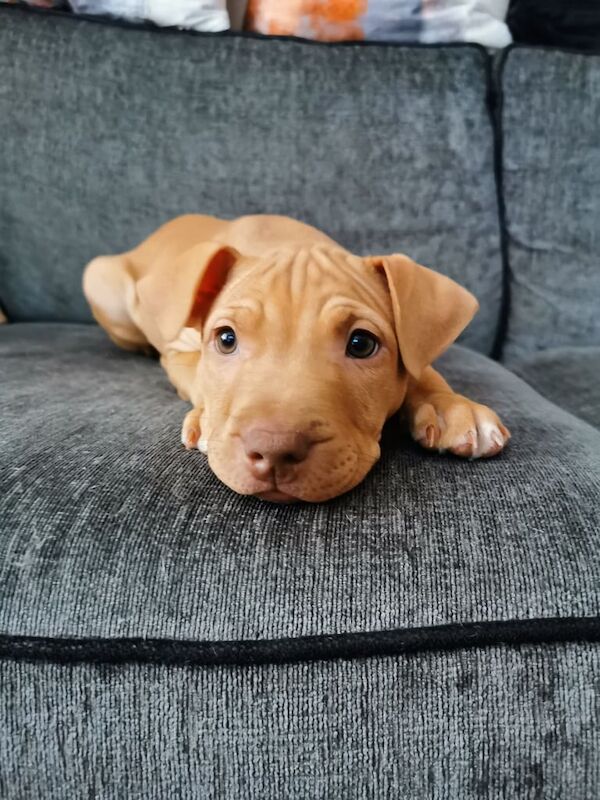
<box><xmin>365</xmin><ymin>254</ymin><xmax>479</xmax><ymax>379</ymax></box>
<box><xmin>136</xmin><ymin>242</ymin><xmax>240</xmax><ymax>343</ymax></box>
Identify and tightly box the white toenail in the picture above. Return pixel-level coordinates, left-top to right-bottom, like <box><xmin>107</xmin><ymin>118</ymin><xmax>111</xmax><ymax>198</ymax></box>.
<box><xmin>476</xmin><ymin>421</ymin><xmax>503</xmax><ymax>456</ymax></box>
<box><xmin>198</xmin><ymin>438</ymin><xmax>208</xmax><ymax>454</ymax></box>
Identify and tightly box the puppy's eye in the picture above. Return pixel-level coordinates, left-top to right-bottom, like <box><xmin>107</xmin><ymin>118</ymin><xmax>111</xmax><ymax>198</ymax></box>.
<box><xmin>215</xmin><ymin>326</ymin><xmax>237</xmax><ymax>354</ymax></box>
<box><xmin>346</xmin><ymin>329</ymin><xmax>379</xmax><ymax>359</ymax></box>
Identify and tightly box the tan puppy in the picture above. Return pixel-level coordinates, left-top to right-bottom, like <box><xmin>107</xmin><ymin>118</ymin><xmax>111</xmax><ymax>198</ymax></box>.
<box><xmin>83</xmin><ymin>215</ymin><xmax>510</xmax><ymax>503</ymax></box>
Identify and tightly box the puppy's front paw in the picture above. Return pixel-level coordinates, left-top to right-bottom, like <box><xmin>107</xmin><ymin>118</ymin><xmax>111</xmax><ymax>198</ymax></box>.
<box><xmin>410</xmin><ymin>394</ymin><xmax>510</xmax><ymax>459</ymax></box>
<box><xmin>181</xmin><ymin>408</ymin><xmax>207</xmax><ymax>453</ymax></box>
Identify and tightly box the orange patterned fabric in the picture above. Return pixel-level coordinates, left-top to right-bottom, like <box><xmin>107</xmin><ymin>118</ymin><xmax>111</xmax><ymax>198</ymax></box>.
<box><xmin>246</xmin><ymin>0</ymin><xmax>367</xmax><ymax>41</ymax></box>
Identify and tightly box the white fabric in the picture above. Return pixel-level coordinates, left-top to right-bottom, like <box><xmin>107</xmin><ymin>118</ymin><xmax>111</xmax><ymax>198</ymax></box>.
<box><xmin>69</xmin><ymin>0</ymin><xmax>230</xmax><ymax>31</ymax></box>
<box><xmin>419</xmin><ymin>0</ymin><xmax>512</xmax><ymax>47</ymax></box>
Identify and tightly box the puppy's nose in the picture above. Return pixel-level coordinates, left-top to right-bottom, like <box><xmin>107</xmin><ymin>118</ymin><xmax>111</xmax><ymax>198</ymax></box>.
<box><xmin>242</xmin><ymin>427</ymin><xmax>311</xmax><ymax>478</ymax></box>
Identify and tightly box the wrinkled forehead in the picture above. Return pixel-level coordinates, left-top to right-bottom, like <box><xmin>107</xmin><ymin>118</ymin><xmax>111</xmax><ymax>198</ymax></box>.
<box><xmin>213</xmin><ymin>246</ymin><xmax>393</xmax><ymax>320</ymax></box>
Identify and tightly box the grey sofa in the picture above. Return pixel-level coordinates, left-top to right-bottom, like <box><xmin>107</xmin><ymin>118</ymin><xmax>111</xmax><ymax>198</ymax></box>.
<box><xmin>1</xmin><ymin>5</ymin><xmax>599</xmax><ymax>798</ymax></box>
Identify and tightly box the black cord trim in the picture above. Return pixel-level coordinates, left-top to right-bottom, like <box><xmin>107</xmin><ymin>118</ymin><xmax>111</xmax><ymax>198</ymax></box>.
<box><xmin>488</xmin><ymin>48</ymin><xmax>511</xmax><ymax>361</ymax></box>
<box><xmin>1</xmin><ymin>617</ymin><xmax>599</xmax><ymax>668</ymax></box>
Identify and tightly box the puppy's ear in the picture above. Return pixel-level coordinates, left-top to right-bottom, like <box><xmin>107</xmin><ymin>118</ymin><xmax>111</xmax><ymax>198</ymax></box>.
<box><xmin>137</xmin><ymin>242</ymin><xmax>240</xmax><ymax>343</ymax></box>
<box><xmin>365</xmin><ymin>254</ymin><xmax>479</xmax><ymax>379</ymax></box>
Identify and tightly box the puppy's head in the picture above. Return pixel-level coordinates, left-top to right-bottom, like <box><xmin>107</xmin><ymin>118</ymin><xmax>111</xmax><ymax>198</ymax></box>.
<box><xmin>144</xmin><ymin>242</ymin><xmax>477</xmax><ymax>502</ymax></box>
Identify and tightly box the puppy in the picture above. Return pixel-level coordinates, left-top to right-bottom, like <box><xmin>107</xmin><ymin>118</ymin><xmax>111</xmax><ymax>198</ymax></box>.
<box><xmin>83</xmin><ymin>214</ymin><xmax>510</xmax><ymax>503</ymax></box>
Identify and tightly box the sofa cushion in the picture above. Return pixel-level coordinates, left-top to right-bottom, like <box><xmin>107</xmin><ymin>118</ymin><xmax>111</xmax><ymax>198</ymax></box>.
<box><xmin>501</xmin><ymin>46</ymin><xmax>600</xmax><ymax>361</ymax></box>
<box><xmin>0</xmin><ymin>6</ymin><xmax>503</xmax><ymax>353</ymax></box>
<box><xmin>507</xmin><ymin>346</ymin><xmax>600</xmax><ymax>430</ymax></box>
<box><xmin>1</xmin><ymin>323</ymin><xmax>599</xmax><ymax>643</ymax></box>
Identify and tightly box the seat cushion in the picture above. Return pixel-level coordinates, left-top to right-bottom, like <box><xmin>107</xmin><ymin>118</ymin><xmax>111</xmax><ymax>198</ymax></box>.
<box><xmin>0</xmin><ymin>6</ymin><xmax>503</xmax><ymax>354</ymax></box>
<box><xmin>501</xmin><ymin>46</ymin><xmax>600</xmax><ymax>361</ymax></box>
<box><xmin>506</xmin><ymin>346</ymin><xmax>600</xmax><ymax>430</ymax></box>
<box><xmin>1</xmin><ymin>323</ymin><xmax>600</xmax><ymax>643</ymax></box>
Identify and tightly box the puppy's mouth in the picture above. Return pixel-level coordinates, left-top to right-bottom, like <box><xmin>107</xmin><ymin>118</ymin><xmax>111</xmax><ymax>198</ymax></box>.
<box><xmin>256</xmin><ymin>487</ymin><xmax>298</xmax><ymax>504</ymax></box>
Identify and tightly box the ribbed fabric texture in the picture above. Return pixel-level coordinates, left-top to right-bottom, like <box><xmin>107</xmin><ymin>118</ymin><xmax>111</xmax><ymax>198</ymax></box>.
<box><xmin>0</xmin><ymin>6</ymin><xmax>503</xmax><ymax>354</ymax></box>
<box><xmin>2</xmin><ymin>644</ymin><xmax>599</xmax><ymax>799</ymax></box>
<box><xmin>1</xmin><ymin>324</ymin><xmax>599</xmax><ymax>644</ymax></box>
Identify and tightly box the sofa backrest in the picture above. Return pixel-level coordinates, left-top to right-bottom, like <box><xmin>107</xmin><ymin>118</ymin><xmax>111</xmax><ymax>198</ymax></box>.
<box><xmin>0</xmin><ymin>7</ymin><xmax>504</xmax><ymax>355</ymax></box>
<box><xmin>500</xmin><ymin>46</ymin><xmax>600</xmax><ymax>362</ymax></box>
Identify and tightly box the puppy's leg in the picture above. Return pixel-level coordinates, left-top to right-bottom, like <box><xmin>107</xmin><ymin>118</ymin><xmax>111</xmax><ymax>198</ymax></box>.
<box><xmin>404</xmin><ymin>367</ymin><xmax>510</xmax><ymax>458</ymax></box>
<box><xmin>181</xmin><ymin>407</ymin><xmax>206</xmax><ymax>453</ymax></box>
<box><xmin>83</xmin><ymin>255</ymin><xmax>149</xmax><ymax>352</ymax></box>
<box><xmin>165</xmin><ymin>351</ymin><xmax>205</xmax><ymax>452</ymax></box>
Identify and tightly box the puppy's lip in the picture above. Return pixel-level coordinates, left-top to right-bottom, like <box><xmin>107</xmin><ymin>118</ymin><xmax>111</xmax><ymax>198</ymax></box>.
<box><xmin>256</xmin><ymin>488</ymin><xmax>299</xmax><ymax>504</ymax></box>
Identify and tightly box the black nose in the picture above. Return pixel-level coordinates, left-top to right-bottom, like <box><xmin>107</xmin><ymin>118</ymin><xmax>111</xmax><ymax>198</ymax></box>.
<box><xmin>242</xmin><ymin>428</ymin><xmax>311</xmax><ymax>479</ymax></box>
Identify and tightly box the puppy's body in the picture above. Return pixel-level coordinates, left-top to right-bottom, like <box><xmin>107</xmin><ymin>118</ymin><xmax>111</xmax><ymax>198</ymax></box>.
<box><xmin>84</xmin><ymin>214</ymin><xmax>509</xmax><ymax>502</ymax></box>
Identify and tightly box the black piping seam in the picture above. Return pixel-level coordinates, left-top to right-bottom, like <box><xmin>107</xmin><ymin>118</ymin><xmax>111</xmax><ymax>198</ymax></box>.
<box><xmin>488</xmin><ymin>48</ymin><xmax>511</xmax><ymax>361</ymax></box>
<box><xmin>1</xmin><ymin>617</ymin><xmax>599</xmax><ymax>668</ymax></box>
